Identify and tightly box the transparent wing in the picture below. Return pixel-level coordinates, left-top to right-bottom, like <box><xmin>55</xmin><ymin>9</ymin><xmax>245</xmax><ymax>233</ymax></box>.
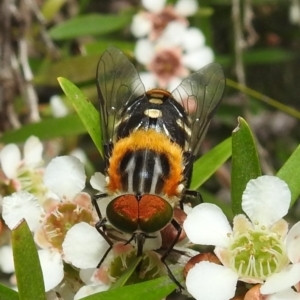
<box><xmin>171</xmin><ymin>63</ymin><xmax>225</xmax><ymax>158</ymax></box>
<box><xmin>96</xmin><ymin>47</ymin><xmax>145</xmax><ymax>145</ymax></box>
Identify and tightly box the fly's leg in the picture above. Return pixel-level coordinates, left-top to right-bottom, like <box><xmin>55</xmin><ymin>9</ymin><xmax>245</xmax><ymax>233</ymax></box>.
<box><xmin>160</xmin><ymin>219</ymin><xmax>184</xmax><ymax>291</ymax></box>
<box><xmin>92</xmin><ymin>193</ymin><xmax>114</xmax><ymax>267</ymax></box>
<box><xmin>179</xmin><ymin>189</ymin><xmax>203</xmax><ymax>209</ymax></box>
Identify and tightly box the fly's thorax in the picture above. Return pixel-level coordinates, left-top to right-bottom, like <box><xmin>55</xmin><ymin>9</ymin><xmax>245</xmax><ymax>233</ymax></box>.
<box><xmin>106</xmin><ymin>129</ymin><xmax>184</xmax><ymax>198</ymax></box>
<box><xmin>114</xmin><ymin>89</ymin><xmax>192</xmax><ymax>151</ymax></box>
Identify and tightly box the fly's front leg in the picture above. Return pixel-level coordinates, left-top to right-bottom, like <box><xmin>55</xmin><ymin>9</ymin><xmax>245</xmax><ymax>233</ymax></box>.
<box><xmin>95</xmin><ymin>217</ymin><xmax>115</xmax><ymax>268</ymax></box>
<box><xmin>92</xmin><ymin>193</ymin><xmax>108</xmax><ymax>221</ymax></box>
<box><xmin>179</xmin><ymin>189</ymin><xmax>203</xmax><ymax>209</ymax></box>
<box><xmin>92</xmin><ymin>193</ymin><xmax>115</xmax><ymax>267</ymax></box>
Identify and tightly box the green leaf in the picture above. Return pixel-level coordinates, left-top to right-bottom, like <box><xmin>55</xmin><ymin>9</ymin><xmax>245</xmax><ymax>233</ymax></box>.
<box><xmin>277</xmin><ymin>144</ymin><xmax>300</xmax><ymax>206</ymax></box>
<box><xmin>110</xmin><ymin>257</ymin><xmax>143</xmax><ymax>289</ymax></box>
<box><xmin>0</xmin><ymin>114</ymin><xmax>86</xmax><ymax>144</ymax></box>
<box><xmin>231</xmin><ymin>117</ymin><xmax>261</xmax><ymax>215</ymax></box>
<box><xmin>84</xmin><ymin>40</ymin><xmax>134</xmax><ymax>55</ymax></box>
<box><xmin>190</xmin><ymin>137</ymin><xmax>232</xmax><ymax>190</ymax></box>
<box><xmin>49</xmin><ymin>13</ymin><xmax>132</xmax><ymax>40</ymax></box>
<box><xmin>0</xmin><ymin>283</ymin><xmax>19</xmax><ymax>300</ymax></box>
<box><xmin>217</xmin><ymin>48</ymin><xmax>296</xmax><ymax>66</ymax></box>
<box><xmin>58</xmin><ymin>77</ymin><xmax>103</xmax><ymax>156</ymax></box>
<box><xmin>12</xmin><ymin>220</ymin><xmax>46</xmax><ymax>300</ymax></box>
<box><xmin>81</xmin><ymin>275</ymin><xmax>177</xmax><ymax>300</ymax></box>
<box><xmin>35</xmin><ymin>54</ymin><xmax>100</xmax><ymax>86</ymax></box>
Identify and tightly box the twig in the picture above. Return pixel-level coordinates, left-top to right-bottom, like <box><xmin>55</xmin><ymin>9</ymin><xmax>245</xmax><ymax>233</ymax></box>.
<box><xmin>0</xmin><ymin>0</ymin><xmax>21</xmax><ymax>130</ymax></box>
<box><xmin>243</xmin><ymin>0</ymin><xmax>259</xmax><ymax>47</ymax></box>
<box><xmin>231</xmin><ymin>0</ymin><xmax>274</xmax><ymax>174</ymax></box>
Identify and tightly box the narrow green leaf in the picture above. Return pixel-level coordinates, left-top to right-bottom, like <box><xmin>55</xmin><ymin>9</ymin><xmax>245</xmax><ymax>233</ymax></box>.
<box><xmin>231</xmin><ymin>117</ymin><xmax>261</xmax><ymax>215</ymax></box>
<box><xmin>81</xmin><ymin>275</ymin><xmax>177</xmax><ymax>300</ymax></box>
<box><xmin>190</xmin><ymin>137</ymin><xmax>232</xmax><ymax>190</ymax></box>
<box><xmin>58</xmin><ymin>77</ymin><xmax>103</xmax><ymax>156</ymax></box>
<box><xmin>277</xmin><ymin>144</ymin><xmax>300</xmax><ymax>206</ymax></box>
<box><xmin>12</xmin><ymin>220</ymin><xmax>46</xmax><ymax>300</ymax></box>
<box><xmin>0</xmin><ymin>283</ymin><xmax>19</xmax><ymax>300</ymax></box>
<box><xmin>49</xmin><ymin>13</ymin><xmax>132</xmax><ymax>40</ymax></box>
<box><xmin>84</xmin><ymin>40</ymin><xmax>134</xmax><ymax>55</ymax></box>
<box><xmin>110</xmin><ymin>257</ymin><xmax>143</xmax><ymax>289</ymax></box>
<box><xmin>0</xmin><ymin>114</ymin><xmax>86</xmax><ymax>144</ymax></box>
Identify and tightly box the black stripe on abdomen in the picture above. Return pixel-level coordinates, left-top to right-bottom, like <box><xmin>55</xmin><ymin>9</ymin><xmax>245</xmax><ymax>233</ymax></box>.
<box><xmin>119</xmin><ymin>149</ymin><xmax>170</xmax><ymax>194</ymax></box>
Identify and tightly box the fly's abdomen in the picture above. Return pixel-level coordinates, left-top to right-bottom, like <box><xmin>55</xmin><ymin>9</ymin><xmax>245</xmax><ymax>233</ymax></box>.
<box><xmin>107</xmin><ymin>129</ymin><xmax>184</xmax><ymax>198</ymax></box>
<box><xmin>119</xmin><ymin>149</ymin><xmax>170</xmax><ymax>195</ymax></box>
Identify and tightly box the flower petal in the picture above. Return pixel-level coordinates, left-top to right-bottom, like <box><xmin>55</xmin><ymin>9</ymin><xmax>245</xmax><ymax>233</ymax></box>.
<box><xmin>50</xmin><ymin>95</ymin><xmax>68</xmax><ymax>118</ymax></box>
<box><xmin>63</xmin><ymin>222</ymin><xmax>109</xmax><ymax>269</ymax></box>
<box><xmin>38</xmin><ymin>249</ymin><xmax>64</xmax><ymax>291</ymax></box>
<box><xmin>139</xmin><ymin>72</ymin><xmax>157</xmax><ymax>90</ymax></box>
<box><xmin>74</xmin><ymin>284</ymin><xmax>109</xmax><ymax>300</ymax></box>
<box><xmin>168</xmin><ymin>76</ymin><xmax>182</xmax><ymax>91</ymax></box>
<box><xmin>182</xmin><ymin>47</ymin><xmax>215</xmax><ymax>71</ymax></box>
<box><xmin>186</xmin><ymin>261</ymin><xmax>238</xmax><ymax>300</ymax></box>
<box><xmin>134</xmin><ymin>39</ymin><xmax>155</xmax><ymax>65</ymax></box>
<box><xmin>0</xmin><ymin>144</ymin><xmax>21</xmax><ymax>178</ymax></box>
<box><xmin>242</xmin><ymin>176</ymin><xmax>291</xmax><ymax>227</ymax></box>
<box><xmin>23</xmin><ymin>136</ymin><xmax>43</xmax><ymax>166</ymax></box>
<box><xmin>44</xmin><ymin>156</ymin><xmax>86</xmax><ymax>200</ymax></box>
<box><xmin>0</xmin><ymin>245</ymin><xmax>14</xmax><ymax>273</ymax></box>
<box><xmin>90</xmin><ymin>172</ymin><xmax>107</xmax><ymax>193</ymax></box>
<box><xmin>183</xmin><ymin>203</ymin><xmax>232</xmax><ymax>247</ymax></box>
<box><xmin>175</xmin><ymin>0</ymin><xmax>198</xmax><ymax>16</ymax></box>
<box><xmin>131</xmin><ymin>13</ymin><xmax>152</xmax><ymax>38</ymax></box>
<box><xmin>70</xmin><ymin>148</ymin><xmax>88</xmax><ymax>165</ymax></box>
<box><xmin>79</xmin><ymin>268</ymin><xmax>97</xmax><ymax>285</ymax></box>
<box><xmin>286</xmin><ymin>221</ymin><xmax>300</xmax><ymax>263</ymax></box>
<box><xmin>2</xmin><ymin>191</ymin><xmax>42</xmax><ymax>231</ymax></box>
<box><xmin>142</xmin><ymin>0</ymin><xmax>165</xmax><ymax>12</ymax></box>
<box><xmin>182</xmin><ymin>27</ymin><xmax>205</xmax><ymax>51</ymax></box>
<box><xmin>270</xmin><ymin>218</ymin><xmax>289</xmax><ymax>240</ymax></box>
<box><xmin>261</xmin><ymin>263</ymin><xmax>300</xmax><ymax>294</ymax></box>
<box><xmin>232</xmin><ymin>214</ymin><xmax>253</xmax><ymax>234</ymax></box>
<box><xmin>269</xmin><ymin>289</ymin><xmax>300</xmax><ymax>300</ymax></box>
<box><xmin>157</xmin><ymin>21</ymin><xmax>186</xmax><ymax>46</ymax></box>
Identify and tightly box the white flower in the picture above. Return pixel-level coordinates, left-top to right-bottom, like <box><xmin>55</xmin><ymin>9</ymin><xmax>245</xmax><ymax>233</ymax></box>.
<box><xmin>0</xmin><ymin>136</ymin><xmax>43</xmax><ymax>178</ymax></box>
<box><xmin>183</xmin><ymin>176</ymin><xmax>300</xmax><ymax>300</ymax></box>
<box><xmin>0</xmin><ymin>136</ymin><xmax>46</xmax><ymax>196</ymax></box>
<box><xmin>131</xmin><ymin>0</ymin><xmax>198</xmax><ymax>40</ymax></box>
<box><xmin>134</xmin><ymin>26</ymin><xmax>214</xmax><ymax>90</ymax></box>
<box><xmin>1</xmin><ymin>156</ymin><xmax>99</xmax><ymax>292</ymax></box>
